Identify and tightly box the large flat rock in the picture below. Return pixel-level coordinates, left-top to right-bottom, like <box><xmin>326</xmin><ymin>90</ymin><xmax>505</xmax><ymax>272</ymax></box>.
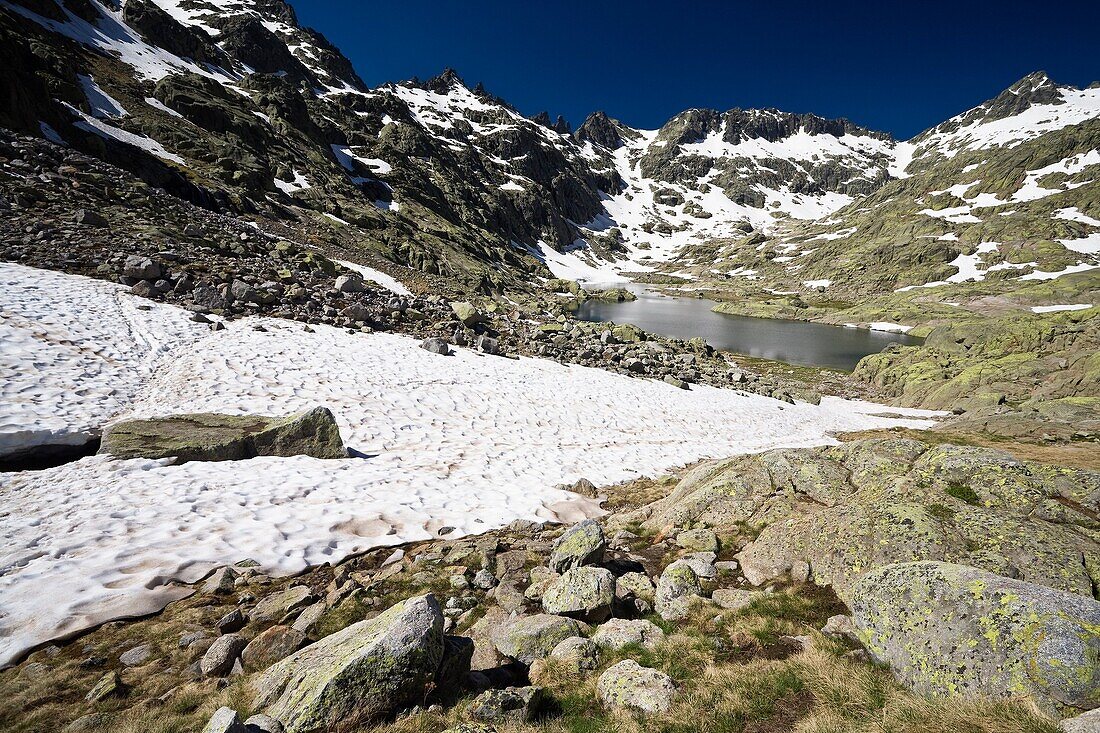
<box><xmin>99</xmin><ymin>406</ymin><xmax>346</xmax><ymax>462</ymax></box>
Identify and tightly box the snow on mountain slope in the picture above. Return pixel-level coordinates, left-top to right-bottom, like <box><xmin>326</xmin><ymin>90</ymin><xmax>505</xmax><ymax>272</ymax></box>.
<box><xmin>0</xmin><ymin>263</ymin><xmax>941</xmax><ymax>666</ymax></box>
<box><xmin>748</xmin><ymin>73</ymin><xmax>1100</xmax><ymax>293</ymax></box>
<box><xmin>7</xmin><ymin>0</ymin><xmax>1093</xmax><ymax>295</ymax></box>
<box><xmin>564</xmin><ymin>108</ymin><xmax>901</xmax><ymax>279</ymax></box>
<box><xmin>1</xmin><ymin>0</ymin><xmax>240</xmax><ymax>82</ymax></box>
<box><xmin>910</xmin><ymin>72</ymin><xmax>1100</xmax><ymax>158</ymax></box>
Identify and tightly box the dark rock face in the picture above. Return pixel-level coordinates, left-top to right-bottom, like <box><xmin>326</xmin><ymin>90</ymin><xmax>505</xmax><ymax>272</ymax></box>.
<box><xmin>216</xmin><ymin>16</ymin><xmax>313</xmax><ymax>83</ymax></box>
<box><xmin>576</xmin><ymin>111</ymin><xmax>629</xmax><ymax>149</ymax></box>
<box><xmin>122</xmin><ymin>0</ymin><xmax>226</xmax><ymax>67</ymax></box>
<box><xmin>99</xmin><ymin>407</ymin><xmax>347</xmax><ymax>462</ymax></box>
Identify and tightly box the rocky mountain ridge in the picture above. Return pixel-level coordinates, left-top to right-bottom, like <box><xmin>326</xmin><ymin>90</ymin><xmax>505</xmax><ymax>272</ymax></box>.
<box><xmin>0</xmin><ymin>0</ymin><xmax>948</xmax><ymax>289</ymax></box>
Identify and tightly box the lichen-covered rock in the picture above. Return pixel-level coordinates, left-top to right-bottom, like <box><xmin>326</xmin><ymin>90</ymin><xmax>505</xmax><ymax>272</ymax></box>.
<box><xmin>592</xmin><ymin>618</ymin><xmax>665</xmax><ymax>650</ymax></box>
<box><xmin>675</xmin><ymin>528</ymin><xmax>718</xmax><ymax>553</ymax></box>
<box><xmin>468</xmin><ymin>686</ymin><xmax>546</xmax><ymax>723</ymax></box>
<box><xmin>614</xmin><ymin>571</ymin><xmax>656</xmax><ymax>603</ymax></box>
<box><xmin>548</xmin><ymin>636</ymin><xmax>600</xmax><ymax>671</ymax></box>
<box><xmin>100</xmin><ymin>407</ymin><xmax>346</xmax><ymax>462</ymax></box>
<box><xmin>677</xmin><ymin>552</ymin><xmax>718</xmax><ymax>589</ymax></box>
<box><xmin>850</xmin><ymin>562</ymin><xmax>1100</xmax><ymax>714</ymax></box>
<box><xmin>252</xmin><ymin>594</ymin><xmax>444</xmax><ymax>733</ymax></box>
<box><xmin>242</xmin><ymin>626</ymin><xmax>307</xmax><ymax>671</ymax></box>
<box><xmin>635</xmin><ymin>439</ymin><xmax>1100</xmax><ymax>600</ymax></box>
<box><xmin>655</xmin><ymin>561</ymin><xmax>702</xmax><ymax>621</ymax></box>
<box><xmin>450</xmin><ymin>301</ymin><xmax>484</xmax><ymax>327</ymax></box>
<box><xmin>548</xmin><ymin>520</ymin><xmax>605</xmax><ymax>573</ymax></box>
<box><xmin>541</xmin><ymin>566</ymin><xmax>615</xmax><ymax>622</ymax></box>
<box><xmin>252</xmin><ymin>585</ymin><xmax>315</xmax><ymax>623</ymax></box>
<box><xmin>1062</xmin><ymin>708</ymin><xmax>1100</xmax><ymax>733</ymax></box>
<box><xmin>710</xmin><ymin>588</ymin><xmax>755</xmax><ymax>611</ymax></box>
<box><xmin>596</xmin><ymin>660</ymin><xmax>676</xmax><ymax>714</ymax></box>
<box><xmin>202</xmin><ymin>707</ymin><xmax>245</xmax><ymax>733</ymax></box>
<box><xmin>85</xmin><ymin>671</ymin><xmax>122</xmax><ymax>702</ymax></box>
<box><xmin>201</xmin><ymin>634</ymin><xmax>247</xmax><ymax>677</ymax></box>
<box><xmin>489</xmin><ymin>613</ymin><xmax>589</xmax><ymax>664</ymax></box>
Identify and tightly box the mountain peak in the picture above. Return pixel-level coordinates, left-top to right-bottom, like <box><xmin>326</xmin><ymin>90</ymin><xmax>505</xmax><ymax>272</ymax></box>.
<box><xmin>576</xmin><ymin>111</ymin><xmax>630</xmax><ymax>149</ymax></box>
<box><xmin>423</xmin><ymin>68</ymin><xmax>466</xmax><ymax>93</ymax></box>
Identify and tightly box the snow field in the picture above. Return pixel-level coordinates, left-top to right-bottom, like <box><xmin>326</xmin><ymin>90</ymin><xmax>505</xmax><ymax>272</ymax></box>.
<box><xmin>0</xmin><ymin>263</ymin><xmax>941</xmax><ymax>665</ymax></box>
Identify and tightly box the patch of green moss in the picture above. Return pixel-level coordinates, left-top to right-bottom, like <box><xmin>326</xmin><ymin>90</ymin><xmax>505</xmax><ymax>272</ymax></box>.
<box><xmin>946</xmin><ymin>482</ymin><xmax>981</xmax><ymax>506</ymax></box>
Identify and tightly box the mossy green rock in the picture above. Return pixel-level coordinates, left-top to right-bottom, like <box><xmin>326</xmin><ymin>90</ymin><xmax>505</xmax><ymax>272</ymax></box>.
<box><xmin>99</xmin><ymin>406</ymin><xmax>346</xmax><ymax>462</ymax></box>
<box><xmin>548</xmin><ymin>519</ymin><xmax>605</xmax><ymax>573</ymax></box>
<box><xmin>489</xmin><ymin>613</ymin><xmax>589</xmax><ymax>664</ymax></box>
<box><xmin>450</xmin><ymin>301</ymin><xmax>484</xmax><ymax>327</ymax></box>
<box><xmin>541</xmin><ymin>566</ymin><xmax>615</xmax><ymax>622</ymax></box>
<box><xmin>655</xmin><ymin>560</ymin><xmax>702</xmax><ymax>621</ymax></box>
<box><xmin>252</xmin><ymin>594</ymin><xmax>444</xmax><ymax>733</ymax></box>
<box><xmin>611</xmin><ymin>323</ymin><xmax>644</xmax><ymax>343</ymax></box>
<box><xmin>596</xmin><ymin>660</ymin><xmax>676</xmax><ymax>714</ymax></box>
<box><xmin>850</xmin><ymin>562</ymin><xmax>1100</xmax><ymax>714</ymax></box>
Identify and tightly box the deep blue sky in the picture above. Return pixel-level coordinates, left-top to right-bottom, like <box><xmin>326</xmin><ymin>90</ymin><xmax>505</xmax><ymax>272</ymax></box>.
<box><xmin>293</xmin><ymin>0</ymin><xmax>1099</xmax><ymax>140</ymax></box>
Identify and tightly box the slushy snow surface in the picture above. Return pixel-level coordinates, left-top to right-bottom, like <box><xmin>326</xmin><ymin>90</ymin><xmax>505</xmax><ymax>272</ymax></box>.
<box><xmin>0</xmin><ymin>264</ymin><xmax>940</xmax><ymax>666</ymax></box>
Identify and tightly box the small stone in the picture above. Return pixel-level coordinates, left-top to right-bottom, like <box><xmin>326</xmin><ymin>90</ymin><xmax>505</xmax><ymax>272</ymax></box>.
<box><xmin>85</xmin><ymin>671</ymin><xmax>123</xmax><ymax>702</ymax></box>
<box><xmin>119</xmin><ymin>643</ymin><xmax>153</xmax><ymax>666</ymax></box>
<box><xmin>548</xmin><ymin>636</ymin><xmax>600</xmax><ymax>672</ymax></box>
<box><xmin>421</xmin><ymin>337</ymin><xmax>451</xmax><ymax>355</ymax></box>
<box><xmin>451</xmin><ymin>301</ymin><xmax>484</xmax><ymax>327</ymax></box>
<box><xmin>63</xmin><ymin>714</ymin><xmax>111</xmax><ymax>733</ymax></box>
<box><xmin>675</xmin><ymin>528</ymin><xmax>719</xmax><ymax>553</ymax></box>
<box><xmin>468</xmin><ymin>686</ymin><xmax>546</xmax><ymax>723</ymax></box>
<box><xmin>242</xmin><ymin>625</ymin><xmax>306</xmax><ymax>670</ymax></box>
<box><xmin>542</xmin><ymin>566</ymin><xmax>615</xmax><ymax>622</ymax></box>
<box><xmin>711</xmin><ymin>588</ymin><xmax>755</xmax><ymax>611</ymax></box>
<box><xmin>548</xmin><ymin>519</ymin><xmax>605</xmax><ymax>573</ymax></box>
<box><xmin>215</xmin><ymin>608</ymin><xmax>247</xmax><ymax>633</ymax></box>
<box><xmin>472</xmin><ymin>569</ymin><xmax>498</xmax><ymax>590</ymax></box>
<box><xmin>656</xmin><ymin>560</ymin><xmax>703</xmax><ymax>621</ymax></box>
<box><xmin>202</xmin><ymin>706</ymin><xmax>244</xmax><ymax>733</ymax></box>
<box><xmin>19</xmin><ymin>662</ymin><xmax>49</xmax><ymax>680</ymax></box>
<box><xmin>180</xmin><ymin>630</ymin><xmax>208</xmax><ymax>648</ymax></box>
<box><xmin>292</xmin><ymin>601</ymin><xmax>326</xmax><ymax>634</ymax></box>
<box><xmin>123</xmin><ymin>254</ymin><xmax>160</xmax><ymax>280</ymax></box>
<box><xmin>203</xmin><ymin>566</ymin><xmax>239</xmax><ymax>595</ymax></box>
<box><xmin>251</xmin><ymin>585</ymin><xmax>314</xmax><ymax>622</ymax></box>
<box><xmin>490</xmin><ymin>613</ymin><xmax>589</xmax><ymax>664</ymax></box>
<box><xmin>200</xmin><ymin>634</ymin><xmax>247</xmax><ymax>677</ymax></box>
<box><xmin>821</xmin><ymin>614</ymin><xmax>857</xmax><ymax>640</ymax></box>
<box><xmin>592</xmin><ymin>618</ymin><xmax>665</xmax><ymax>650</ymax></box>
<box><xmin>243</xmin><ymin>714</ymin><xmax>284</xmax><ymax>733</ymax></box>
<box><xmin>334</xmin><ymin>274</ymin><xmax>367</xmax><ymax>293</ymax></box>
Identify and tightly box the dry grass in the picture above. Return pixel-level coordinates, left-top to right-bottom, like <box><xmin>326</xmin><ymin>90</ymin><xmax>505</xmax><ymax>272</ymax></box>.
<box><xmin>356</xmin><ymin>586</ymin><xmax>1059</xmax><ymax>733</ymax></box>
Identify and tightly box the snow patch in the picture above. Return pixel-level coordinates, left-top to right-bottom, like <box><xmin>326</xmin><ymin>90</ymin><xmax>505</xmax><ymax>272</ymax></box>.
<box><xmin>334</xmin><ymin>259</ymin><xmax>411</xmax><ymax>296</ymax></box>
<box><xmin>1030</xmin><ymin>304</ymin><xmax>1093</xmax><ymax>313</ymax></box>
<box><xmin>0</xmin><ymin>263</ymin><xmax>941</xmax><ymax>665</ymax></box>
